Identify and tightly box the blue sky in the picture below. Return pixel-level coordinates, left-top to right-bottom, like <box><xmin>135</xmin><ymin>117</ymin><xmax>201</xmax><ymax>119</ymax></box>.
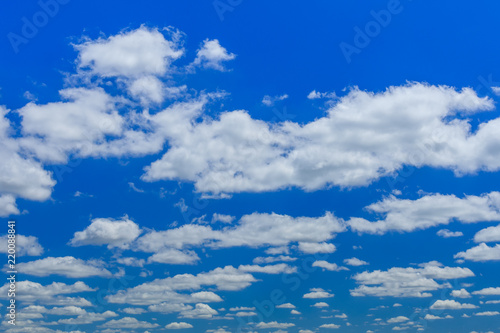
<box><xmin>1</xmin><ymin>0</ymin><xmax>500</xmax><ymax>332</ymax></box>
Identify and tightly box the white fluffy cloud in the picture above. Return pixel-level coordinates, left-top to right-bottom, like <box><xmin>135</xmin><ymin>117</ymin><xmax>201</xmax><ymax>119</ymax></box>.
<box><xmin>344</xmin><ymin>257</ymin><xmax>369</xmax><ymax>266</ymax></box>
<box><xmin>179</xmin><ymin>303</ymin><xmax>218</xmax><ymax>319</ymax></box>
<box><xmin>0</xmin><ymin>234</ymin><xmax>43</xmax><ymax>256</ymax></box>
<box><xmin>100</xmin><ymin>317</ymin><xmax>159</xmax><ymax>329</ymax></box>
<box><xmin>76</xmin><ymin>26</ymin><xmax>183</xmax><ymax>78</ymax></box>
<box><xmin>312</xmin><ymin>260</ymin><xmax>349</xmax><ymax>271</ymax></box>
<box><xmin>451</xmin><ymin>289</ymin><xmax>471</xmax><ymax>298</ymax></box>
<box><xmin>255</xmin><ymin>322</ymin><xmax>295</xmax><ymax>329</ymax></box>
<box><xmin>437</xmin><ymin>229</ymin><xmax>464</xmax><ymax>238</ymax></box>
<box><xmin>238</xmin><ymin>264</ymin><xmax>296</xmax><ymax>274</ymax></box>
<box><xmin>192</xmin><ymin>39</ymin><xmax>235</xmax><ymax>71</ymax></box>
<box><xmin>134</xmin><ymin>212</ymin><xmax>345</xmax><ymax>253</ymax></box>
<box><xmin>351</xmin><ymin>262</ymin><xmax>474</xmax><ymax>297</ymax></box>
<box><xmin>147</xmin><ymin>249</ymin><xmax>200</xmax><ymax>265</ymax></box>
<box><xmin>143</xmin><ymin>83</ymin><xmax>499</xmax><ymax>194</ymax></box>
<box><xmin>70</xmin><ymin>217</ymin><xmax>141</xmax><ymax>249</ymax></box>
<box><xmin>106</xmin><ymin>266</ymin><xmax>255</xmax><ymax>305</ymax></box>
<box><xmin>165</xmin><ymin>322</ymin><xmax>194</xmax><ymax>329</ymax></box>
<box><xmin>454</xmin><ymin>243</ymin><xmax>500</xmax><ymax>262</ymax></box>
<box><xmin>0</xmin><ymin>107</ymin><xmax>55</xmax><ymax>209</ymax></box>
<box><xmin>472</xmin><ymin>287</ymin><xmax>500</xmax><ymax>295</ymax></box>
<box><xmin>349</xmin><ymin>192</ymin><xmax>500</xmax><ymax>234</ymax></box>
<box><xmin>0</xmin><ymin>281</ymin><xmax>94</xmax><ymax>305</ymax></box>
<box><xmin>303</xmin><ymin>288</ymin><xmax>334</xmax><ymax>299</ymax></box>
<box><xmin>474</xmin><ymin>224</ymin><xmax>500</xmax><ymax>243</ymax></box>
<box><xmin>430</xmin><ymin>300</ymin><xmax>478</xmax><ymax>310</ymax></box>
<box><xmin>16</xmin><ymin>256</ymin><xmax>112</xmax><ymax>278</ymax></box>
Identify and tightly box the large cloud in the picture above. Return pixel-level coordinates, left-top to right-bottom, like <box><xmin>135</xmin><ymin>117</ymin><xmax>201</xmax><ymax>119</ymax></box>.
<box><xmin>351</xmin><ymin>262</ymin><xmax>474</xmax><ymax>297</ymax></box>
<box><xmin>143</xmin><ymin>83</ymin><xmax>497</xmax><ymax>194</ymax></box>
<box><xmin>349</xmin><ymin>192</ymin><xmax>500</xmax><ymax>234</ymax></box>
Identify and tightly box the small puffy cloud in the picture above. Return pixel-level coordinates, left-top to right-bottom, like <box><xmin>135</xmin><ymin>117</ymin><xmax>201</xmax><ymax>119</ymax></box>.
<box><xmin>192</xmin><ymin>39</ymin><xmax>236</xmax><ymax>71</ymax></box>
<box><xmin>307</xmin><ymin>90</ymin><xmax>337</xmax><ymax>100</ymax></box>
<box><xmin>472</xmin><ymin>287</ymin><xmax>500</xmax><ymax>295</ymax></box>
<box><xmin>262</xmin><ymin>94</ymin><xmax>289</xmax><ymax>107</ymax></box>
<box><xmin>303</xmin><ymin>288</ymin><xmax>334</xmax><ymax>299</ymax></box>
<box><xmin>121</xmin><ymin>307</ymin><xmax>146</xmax><ymax>315</ymax></box>
<box><xmin>212</xmin><ymin>213</ymin><xmax>235</xmax><ymax>224</ymax></box>
<box><xmin>351</xmin><ymin>263</ymin><xmax>474</xmax><ymax>298</ymax></box>
<box><xmin>253</xmin><ymin>255</ymin><xmax>296</xmax><ymax>264</ymax></box>
<box><xmin>424</xmin><ymin>314</ymin><xmax>452</xmax><ymax>320</ymax></box>
<box><xmin>0</xmin><ymin>234</ymin><xmax>43</xmax><ymax>256</ymax></box>
<box><xmin>320</xmin><ymin>323</ymin><xmax>340</xmax><ymax>329</ymax></box>
<box><xmin>450</xmin><ymin>289</ymin><xmax>471</xmax><ymax>298</ymax></box>
<box><xmin>344</xmin><ymin>257</ymin><xmax>369</xmax><ymax>266</ymax></box>
<box><xmin>75</xmin><ymin>26</ymin><xmax>183</xmax><ymax>78</ymax></box>
<box><xmin>298</xmin><ymin>242</ymin><xmax>336</xmax><ymax>254</ymax></box>
<box><xmin>165</xmin><ymin>322</ymin><xmax>194</xmax><ymax>329</ymax></box>
<box><xmin>255</xmin><ymin>321</ymin><xmax>295</xmax><ymax>329</ymax></box>
<box><xmin>387</xmin><ymin>316</ymin><xmax>409</xmax><ymax>323</ymax></box>
<box><xmin>0</xmin><ymin>280</ymin><xmax>95</xmax><ymax>305</ymax></box>
<box><xmin>474</xmin><ymin>311</ymin><xmax>500</xmax><ymax>316</ymax></box>
<box><xmin>70</xmin><ymin>217</ymin><xmax>141</xmax><ymax>249</ymax></box>
<box><xmin>147</xmin><ymin>249</ymin><xmax>200</xmax><ymax>265</ymax></box>
<box><xmin>180</xmin><ymin>304</ymin><xmax>218</xmax><ymax>319</ymax></box>
<box><xmin>100</xmin><ymin>317</ymin><xmax>160</xmax><ymax>329</ymax></box>
<box><xmin>350</xmin><ymin>192</ymin><xmax>500</xmax><ymax>235</ymax></box>
<box><xmin>312</xmin><ymin>302</ymin><xmax>329</xmax><ymax>308</ymax></box>
<box><xmin>437</xmin><ymin>229</ymin><xmax>464</xmax><ymax>238</ymax></box>
<box><xmin>16</xmin><ymin>256</ymin><xmax>112</xmax><ymax>278</ymax></box>
<box><xmin>238</xmin><ymin>264</ymin><xmax>296</xmax><ymax>274</ymax></box>
<box><xmin>474</xmin><ymin>224</ymin><xmax>500</xmax><ymax>243</ymax></box>
<box><xmin>276</xmin><ymin>303</ymin><xmax>295</xmax><ymax>309</ymax></box>
<box><xmin>430</xmin><ymin>300</ymin><xmax>478</xmax><ymax>310</ymax></box>
<box><xmin>454</xmin><ymin>243</ymin><xmax>500</xmax><ymax>262</ymax></box>
<box><xmin>312</xmin><ymin>260</ymin><xmax>349</xmax><ymax>271</ymax></box>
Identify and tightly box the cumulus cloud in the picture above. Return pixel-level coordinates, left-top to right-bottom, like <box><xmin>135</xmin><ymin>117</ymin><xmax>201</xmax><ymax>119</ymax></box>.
<box><xmin>472</xmin><ymin>287</ymin><xmax>500</xmax><ymax>295</ymax></box>
<box><xmin>192</xmin><ymin>39</ymin><xmax>236</xmax><ymax>71</ymax></box>
<box><xmin>165</xmin><ymin>322</ymin><xmax>194</xmax><ymax>329</ymax></box>
<box><xmin>298</xmin><ymin>242</ymin><xmax>337</xmax><ymax>254</ymax></box>
<box><xmin>106</xmin><ymin>266</ymin><xmax>256</xmax><ymax>305</ymax></box>
<box><xmin>142</xmin><ymin>83</ymin><xmax>499</xmax><ymax>194</ymax></box>
<box><xmin>474</xmin><ymin>224</ymin><xmax>500</xmax><ymax>243</ymax></box>
<box><xmin>262</xmin><ymin>94</ymin><xmax>289</xmax><ymax>107</ymax></box>
<box><xmin>16</xmin><ymin>256</ymin><xmax>112</xmax><ymax>278</ymax></box>
<box><xmin>0</xmin><ymin>234</ymin><xmax>43</xmax><ymax>256</ymax></box>
<box><xmin>350</xmin><ymin>192</ymin><xmax>500</xmax><ymax>234</ymax></box>
<box><xmin>100</xmin><ymin>317</ymin><xmax>159</xmax><ymax>329</ymax></box>
<box><xmin>134</xmin><ymin>212</ymin><xmax>345</xmax><ymax>252</ymax></box>
<box><xmin>238</xmin><ymin>264</ymin><xmax>296</xmax><ymax>274</ymax></box>
<box><xmin>454</xmin><ymin>243</ymin><xmax>500</xmax><ymax>262</ymax></box>
<box><xmin>437</xmin><ymin>229</ymin><xmax>464</xmax><ymax>238</ymax></box>
<box><xmin>450</xmin><ymin>289</ymin><xmax>471</xmax><ymax>298</ymax></box>
<box><xmin>70</xmin><ymin>217</ymin><xmax>141</xmax><ymax>249</ymax></box>
<box><xmin>255</xmin><ymin>322</ymin><xmax>295</xmax><ymax>329</ymax></box>
<box><xmin>312</xmin><ymin>260</ymin><xmax>349</xmax><ymax>271</ymax></box>
<box><xmin>0</xmin><ymin>281</ymin><xmax>94</xmax><ymax>305</ymax></box>
<box><xmin>75</xmin><ymin>26</ymin><xmax>183</xmax><ymax>78</ymax></box>
<box><xmin>147</xmin><ymin>249</ymin><xmax>200</xmax><ymax>265</ymax></box>
<box><xmin>303</xmin><ymin>288</ymin><xmax>334</xmax><ymax>299</ymax></box>
<box><xmin>344</xmin><ymin>257</ymin><xmax>369</xmax><ymax>266</ymax></box>
<box><xmin>351</xmin><ymin>262</ymin><xmax>474</xmax><ymax>297</ymax></box>
<box><xmin>430</xmin><ymin>300</ymin><xmax>478</xmax><ymax>309</ymax></box>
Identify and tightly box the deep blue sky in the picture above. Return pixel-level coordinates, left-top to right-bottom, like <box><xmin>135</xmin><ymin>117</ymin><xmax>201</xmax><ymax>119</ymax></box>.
<box><xmin>1</xmin><ymin>1</ymin><xmax>500</xmax><ymax>332</ymax></box>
